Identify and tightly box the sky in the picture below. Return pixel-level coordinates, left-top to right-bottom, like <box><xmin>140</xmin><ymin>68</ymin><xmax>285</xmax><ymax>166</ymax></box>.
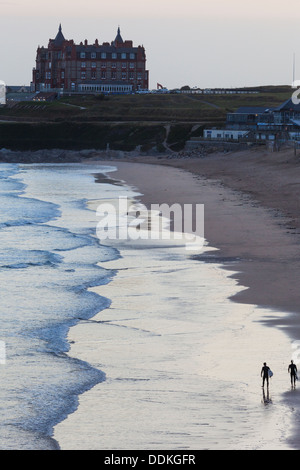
<box><xmin>1</xmin><ymin>0</ymin><xmax>300</xmax><ymax>89</ymax></box>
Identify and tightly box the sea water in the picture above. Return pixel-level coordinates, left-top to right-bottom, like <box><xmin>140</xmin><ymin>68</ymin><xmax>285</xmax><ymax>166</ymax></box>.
<box><xmin>0</xmin><ymin>162</ymin><xmax>297</xmax><ymax>450</ymax></box>
<box><xmin>0</xmin><ymin>162</ymin><xmax>126</xmax><ymax>449</ymax></box>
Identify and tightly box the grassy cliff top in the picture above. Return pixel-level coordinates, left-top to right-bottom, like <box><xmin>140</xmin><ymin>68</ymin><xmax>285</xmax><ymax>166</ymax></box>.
<box><xmin>1</xmin><ymin>86</ymin><xmax>293</xmax><ymax>124</ymax></box>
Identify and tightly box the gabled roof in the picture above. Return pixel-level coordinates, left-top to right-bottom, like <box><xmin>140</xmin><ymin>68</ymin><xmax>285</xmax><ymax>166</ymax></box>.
<box><xmin>273</xmin><ymin>98</ymin><xmax>300</xmax><ymax>112</ymax></box>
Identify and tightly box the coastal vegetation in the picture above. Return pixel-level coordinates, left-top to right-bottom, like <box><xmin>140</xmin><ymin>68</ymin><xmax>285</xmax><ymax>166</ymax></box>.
<box><xmin>0</xmin><ymin>86</ymin><xmax>292</xmax><ymax>152</ymax></box>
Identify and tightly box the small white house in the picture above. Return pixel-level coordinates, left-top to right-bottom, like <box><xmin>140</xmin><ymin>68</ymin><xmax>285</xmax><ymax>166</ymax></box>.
<box><xmin>0</xmin><ymin>80</ymin><xmax>6</xmax><ymax>105</ymax></box>
<box><xmin>204</xmin><ymin>129</ymin><xmax>249</xmax><ymax>140</ymax></box>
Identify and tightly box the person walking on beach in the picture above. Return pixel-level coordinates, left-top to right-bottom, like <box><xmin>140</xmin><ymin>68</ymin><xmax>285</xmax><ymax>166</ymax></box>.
<box><xmin>261</xmin><ymin>362</ymin><xmax>270</xmax><ymax>388</ymax></box>
<box><xmin>288</xmin><ymin>360</ymin><xmax>297</xmax><ymax>387</ymax></box>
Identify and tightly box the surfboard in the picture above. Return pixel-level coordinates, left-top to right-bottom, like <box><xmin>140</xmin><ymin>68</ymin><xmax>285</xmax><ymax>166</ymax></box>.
<box><xmin>268</xmin><ymin>369</ymin><xmax>273</xmax><ymax>378</ymax></box>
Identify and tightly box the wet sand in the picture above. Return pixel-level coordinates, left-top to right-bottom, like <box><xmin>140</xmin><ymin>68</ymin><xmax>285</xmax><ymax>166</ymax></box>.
<box><xmin>107</xmin><ymin>147</ymin><xmax>300</xmax><ymax>321</ymax></box>
<box><xmin>100</xmin><ymin>148</ymin><xmax>300</xmax><ymax>448</ymax></box>
<box><xmin>54</xmin><ymin>146</ymin><xmax>300</xmax><ymax>449</ymax></box>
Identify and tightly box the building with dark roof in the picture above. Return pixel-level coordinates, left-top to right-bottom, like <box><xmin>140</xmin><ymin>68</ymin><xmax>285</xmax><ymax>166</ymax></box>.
<box><xmin>32</xmin><ymin>25</ymin><xmax>149</xmax><ymax>93</ymax></box>
<box><xmin>226</xmin><ymin>100</ymin><xmax>300</xmax><ymax>131</ymax></box>
<box><xmin>203</xmin><ymin>98</ymin><xmax>300</xmax><ymax>142</ymax></box>
<box><xmin>226</xmin><ymin>107</ymin><xmax>274</xmax><ymax>129</ymax></box>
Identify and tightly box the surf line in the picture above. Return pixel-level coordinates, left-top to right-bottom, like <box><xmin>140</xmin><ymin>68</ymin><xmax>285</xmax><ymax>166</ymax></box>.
<box><xmin>96</xmin><ymin>195</ymin><xmax>204</xmax><ymax>251</ymax></box>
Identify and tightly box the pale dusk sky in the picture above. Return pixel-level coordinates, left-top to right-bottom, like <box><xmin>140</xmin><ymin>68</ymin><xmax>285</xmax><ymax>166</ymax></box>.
<box><xmin>1</xmin><ymin>0</ymin><xmax>300</xmax><ymax>89</ymax></box>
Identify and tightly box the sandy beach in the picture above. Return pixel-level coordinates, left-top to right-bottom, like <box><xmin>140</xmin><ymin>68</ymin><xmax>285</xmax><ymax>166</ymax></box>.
<box><xmin>106</xmin><ymin>147</ymin><xmax>300</xmax><ymax>448</ymax></box>
<box><xmin>109</xmin><ymin>147</ymin><xmax>300</xmax><ymax>318</ymax></box>
<box><xmin>52</xmin><ymin>145</ymin><xmax>300</xmax><ymax>449</ymax></box>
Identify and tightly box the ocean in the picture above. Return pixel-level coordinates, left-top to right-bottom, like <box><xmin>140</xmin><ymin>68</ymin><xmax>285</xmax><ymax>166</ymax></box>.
<box><xmin>0</xmin><ymin>161</ymin><xmax>297</xmax><ymax>450</ymax></box>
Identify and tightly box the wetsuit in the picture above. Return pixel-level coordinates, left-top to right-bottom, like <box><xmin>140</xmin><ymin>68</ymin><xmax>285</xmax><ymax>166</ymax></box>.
<box><xmin>288</xmin><ymin>362</ymin><xmax>297</xmax><ymax>385</ymax></box>
<box><xmin>261</xmin><ymin>365</ymin><xmax>270</xmax><ymax>387</ymax></box>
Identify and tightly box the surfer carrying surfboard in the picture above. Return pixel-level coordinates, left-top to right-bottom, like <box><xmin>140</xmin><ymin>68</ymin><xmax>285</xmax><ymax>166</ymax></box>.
<box><xmin>261</xmin><ymin>362</ymin><xmax>271</xmax><ymax>388</ymax></box>
<box><xmin>288</xmin><ymin>360</ymin><xmax>298</xmax><ymax>387</ymax></box>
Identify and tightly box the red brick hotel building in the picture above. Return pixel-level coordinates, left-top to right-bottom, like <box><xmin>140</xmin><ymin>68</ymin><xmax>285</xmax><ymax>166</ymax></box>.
<box><xmin>32</xmin><ymin>25</ymin><xmax>149</xmax><ymax>93</ymax></box>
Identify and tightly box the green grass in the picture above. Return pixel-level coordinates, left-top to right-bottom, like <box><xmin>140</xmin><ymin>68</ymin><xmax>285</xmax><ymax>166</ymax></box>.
<box><xmin>0</xmin><ymin>86</ymin><xmax>294</xmax><ymax>151</ymax></box>
<box><xmin>1</xmin><ymin>86</ymin><xmax>293</xmax><ymax>124</ymax></box>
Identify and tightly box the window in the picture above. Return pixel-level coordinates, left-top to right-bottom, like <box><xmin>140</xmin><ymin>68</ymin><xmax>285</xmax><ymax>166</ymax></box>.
<box><xmin>112</xmin><ymin>53</ymin><xmax>117</xmax><ymax>59</ymax></box>
<box><xmin>130</xmin><ymin>53</ymin><xmax>135</xmax><ymax>59</ymax></box>
<box><xmin>81</xmin><ymin>71</ymin><xmax>86</xmax><ymax>79</ymax></box>
<box><xmin>91</xmin><ymin>71</ymin><xmax>96</xmax><ymax>79</ymax></box>
<box><xmin>92</xmin><ymin>62</ymin><xmax>96</xmax><ymax>68</ymax></box>
<box><xmin>122</xmin><ymin>72</ymin><xmax>127</xmax><ymax>80</ymax></box>
<box><xmin>111</xmin><ymin>71</ymin><xmax>116</xmax><ymax>80</ymax></box>
<box><xmin>80</xmin><ymin>52</ymin><xmax>86</xmax><ymax>58</ymax></box>
<box><xmin>81</xmin><ymin>62</ymin><xmax>86</xmax><ymax>68</ymax></box>
<box><xmin>91</xmin><ymin>52</ymin><xmax>96</xmax><ymax>59</ymax></box>
<box><xmin>101</xmin><ymin>52</ymin><xmax>106</xmax><ymax>59</ymax></box>
<box><xmin>121</xmin><ymin>53</ymin><xmax>126</xmax><ymax>59</ymax></box>
<box><xmin>130</xmin><ymin>63</ymin><xmax>135</xmax><ymax>69</ymax></box>
<box><xmin>111</xmin><ymin>63</ymin><xmax>116</xmax><ymax>68</ymax></box>
<box><xmin>101</xmin><ymin>71</ymin><xmax>106</xmax><ymax>79</ymax></box>
<box><xmin>129</xmin><ymin>72</ymin><xmax>134</xmax><ymax>80</ymax></box>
